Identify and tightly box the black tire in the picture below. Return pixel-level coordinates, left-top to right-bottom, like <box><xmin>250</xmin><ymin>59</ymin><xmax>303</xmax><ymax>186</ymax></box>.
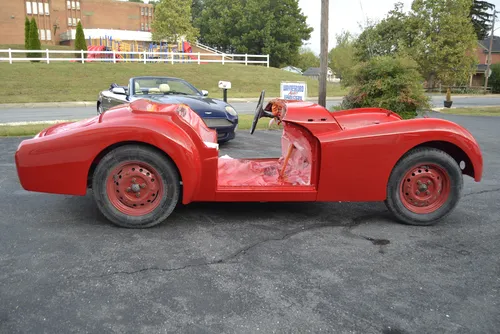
<box><xmin>92</xmin><ymin>144</ymin><xmax>180</xmax><ymax>228</ymax></box>
<box><xmin>385</xmin><ymin>147</ymin><xmax>463</xmax><ymax>226</ymax></box>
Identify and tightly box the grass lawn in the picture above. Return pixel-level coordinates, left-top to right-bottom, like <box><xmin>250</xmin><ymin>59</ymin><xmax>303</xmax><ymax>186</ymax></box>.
<box><xmin>0</xmin><ymin>114</ymin><xmax>278</xmax><ymax>137</ymax></box>
<box><xmin>439</xmin><ymin>106</ymin><xmax>500</xmax><ymax>116</ymax></box>
<box><xmin>0</xmin><ymin>61</ymin><xmax>346</xmax><ymax>103</ymax></box>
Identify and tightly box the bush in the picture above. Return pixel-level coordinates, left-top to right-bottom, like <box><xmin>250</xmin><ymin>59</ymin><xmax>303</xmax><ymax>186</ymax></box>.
<box><xmin>28</xmin><ymin>17</ymin><xmax>42</xmax><ymax>61</ymax></box>
<box><xmin>24</xmin><ymin>16</ymin><xmax>30</xmax><ymax>56</ymax></box>
<box><xmin>334</xmin><ymin>55</ymin><xmax>431</xmax><ymax>119</ymax></box>
<box><xmin>488</xmin><ymin>63</ymin><xmax>500</xmax><ymax>94</ymax></box>
<box><xmin>74</xmin><ymin>21</ymin><xmax>87</xmax><ymax>60</ymax></box>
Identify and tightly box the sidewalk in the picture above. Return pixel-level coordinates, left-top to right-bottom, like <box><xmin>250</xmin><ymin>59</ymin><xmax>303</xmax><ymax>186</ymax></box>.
<box><xmin>0</xmin><ymin>96</ymin><xmax>344</xmax><ymax>109</ymax></box>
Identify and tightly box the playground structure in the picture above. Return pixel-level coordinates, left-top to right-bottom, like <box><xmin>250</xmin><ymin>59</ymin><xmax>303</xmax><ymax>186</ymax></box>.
<box><xmin>85</xmin><ymin>36</ymin><xmax>205</xmax><ymax>63</ymax></box>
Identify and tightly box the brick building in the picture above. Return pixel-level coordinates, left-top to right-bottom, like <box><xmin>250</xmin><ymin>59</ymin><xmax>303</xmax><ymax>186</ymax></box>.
<box><xmin>0</xmin><ymin>0</ymin><xmax>154</xmax><ymax>46</ymax></box>
<box><xmin>471</xmin><ymin>35</ymin><xmax>500</xmax><ymax>87</ymax></box>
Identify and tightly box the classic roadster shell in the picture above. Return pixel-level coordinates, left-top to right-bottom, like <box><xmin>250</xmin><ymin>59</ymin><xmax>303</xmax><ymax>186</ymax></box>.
<box><xmin>15</xmin><ymin>92</ymin><xmax>483</xmax><ymax>228</ymax></box>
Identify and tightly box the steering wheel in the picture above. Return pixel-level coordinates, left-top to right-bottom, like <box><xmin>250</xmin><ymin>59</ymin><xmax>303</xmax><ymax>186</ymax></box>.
<box><xmin>250</xmin><ymin>90</ymin><xmax>274</xmax><ymax>134</ymax></box>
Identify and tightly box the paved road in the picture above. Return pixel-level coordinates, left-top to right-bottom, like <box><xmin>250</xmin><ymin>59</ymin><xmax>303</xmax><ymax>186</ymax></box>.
<box><xmin>0</xmin><ymin>112</ymin><xmax>499</xmax><ymax>333</ymax></box>
<box><xmin>1</xmin><ymin>95</ymin><xmax>500</xmax><ymax>123</ymax></box>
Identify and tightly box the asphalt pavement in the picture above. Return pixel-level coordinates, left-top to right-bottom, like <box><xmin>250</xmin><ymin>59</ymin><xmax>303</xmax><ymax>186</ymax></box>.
<box><xmin>0</xmin><ymin>95</ymin><xmax>500</xmax><ymax>123</ymax></box>
<box><xmin>0</xmin><ymin>112</ymin><xmax>499</xmax><ymax>333</ymax></box>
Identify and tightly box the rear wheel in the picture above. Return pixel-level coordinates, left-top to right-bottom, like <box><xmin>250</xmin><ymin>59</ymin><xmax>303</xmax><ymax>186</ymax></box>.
<box><xmin>92</xmin><ymin>145</ymin><xmax>180</xmax><ymax>228</ymax></box>
<box><xmin>385</xmin><ymin>147</ymin><xmax>463</xmax><ymax>226</ymax></box>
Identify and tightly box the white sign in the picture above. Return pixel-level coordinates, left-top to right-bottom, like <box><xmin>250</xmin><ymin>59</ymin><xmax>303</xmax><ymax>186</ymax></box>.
<box><xmin>280</xmin><ymin>81</ymin><xmax>307</xmax><ymax>101</ymax></box>
<box><xmin>218</xmin><ymin>80</ymin><xmax>232</xmax><ymax>89</ymax></box>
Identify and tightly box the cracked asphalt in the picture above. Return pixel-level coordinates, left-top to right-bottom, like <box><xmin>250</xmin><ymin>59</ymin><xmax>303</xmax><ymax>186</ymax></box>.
<box><xmin>0</xmin><ymin>112</ymin><xmax>499</xmax><ymax>333</ymax></box>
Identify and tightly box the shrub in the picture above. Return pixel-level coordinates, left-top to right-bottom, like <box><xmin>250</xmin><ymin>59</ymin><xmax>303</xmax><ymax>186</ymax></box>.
<box><xmin>74</xmin><ymin>21</ymin><xmax>87</xmax><ymax>60</ymax></box>
<box><xmin>488</xmin><ymin>63</ymin><xmax>500</xmax><ymax>94</ymax></box>
<box><xmin>24</xmin><ymin>16</ymin><xmax>30</xmax><ymax>56</ymax></box>
<box><xmin>28</xmin><ymin>17</ymin><xmax>42</xmax><ymax>61</ymax></box>
<box><xmin>334</xmin><ymin>55</ymin><xmax>431</xmax><ymax>119</ymax></box>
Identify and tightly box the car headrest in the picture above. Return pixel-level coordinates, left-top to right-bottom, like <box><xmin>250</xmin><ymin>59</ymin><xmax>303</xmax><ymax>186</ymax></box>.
<box><xmin>159</xmin><ymin>84</ymin><xmax>170</xmax><ymax>92</ymax></box>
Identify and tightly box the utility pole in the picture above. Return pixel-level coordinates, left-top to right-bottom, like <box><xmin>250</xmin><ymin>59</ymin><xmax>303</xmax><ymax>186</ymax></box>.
<box><xmin>484</xmin><ymin>8</ymin><xmax>498</xmax><ymax>93</ymax></box>
<box><xmin>318</xmin><ymin>0</ymin><xmax>329</xmax><ymax>107</ymax></box>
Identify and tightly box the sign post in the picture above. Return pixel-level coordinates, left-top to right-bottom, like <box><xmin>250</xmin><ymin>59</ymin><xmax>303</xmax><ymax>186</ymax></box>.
<box><xmin>280</xmin><ymin>82</ymin><xmax>308</xmax><ymax>101</ymax></box>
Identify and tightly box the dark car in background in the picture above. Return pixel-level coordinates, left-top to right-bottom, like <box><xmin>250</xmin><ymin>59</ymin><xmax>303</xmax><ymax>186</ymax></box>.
<box><xmin>97</xmin><ymin>76</ymin><xmax>238</xmax><ymax>142</ymax></box>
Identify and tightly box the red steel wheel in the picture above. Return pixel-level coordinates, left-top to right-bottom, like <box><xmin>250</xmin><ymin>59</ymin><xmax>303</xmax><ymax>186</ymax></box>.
<box><xmin>399</xmin><ymin>163</ymin><xmax>451</xmax><ymax>214</ymax></box>
<box><xmin>385</xmin><ymin>147</ymin><xmax>463</xmax><ymax>226</ymax></box>
<box><xmin>92</xmin><ymin>144</ymin><xmax>180</xmax><ymax>228</ymax></box>
<box><xmin>106</xmin><ymin>161</ymin><xmax>164</xmax><ymax>216</ymax></box>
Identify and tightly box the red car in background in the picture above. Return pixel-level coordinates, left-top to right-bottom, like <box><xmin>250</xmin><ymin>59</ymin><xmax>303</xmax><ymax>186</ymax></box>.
<box><xmin>15</xmin><ymin>91</ymin><xmax>483</xmax><ymax>228</ymax></box>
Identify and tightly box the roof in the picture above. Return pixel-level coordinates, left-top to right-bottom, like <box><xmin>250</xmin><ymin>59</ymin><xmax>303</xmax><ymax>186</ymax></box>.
<box><xmin>478</xmin><ymin>35</ymin><xmax>500</xmax><ymax>53</ymax></box>
<box><xmin>282</xmin><ymin>65</ymin><xmax>302</xmax><ymax>72</ymax></box>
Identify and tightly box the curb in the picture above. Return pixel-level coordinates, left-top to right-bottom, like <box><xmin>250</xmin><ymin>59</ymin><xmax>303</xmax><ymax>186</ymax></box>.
<box><xmin>0</xmin><ymin>97</ymin><xmax>343</xmax><ymax>109</ymax></box>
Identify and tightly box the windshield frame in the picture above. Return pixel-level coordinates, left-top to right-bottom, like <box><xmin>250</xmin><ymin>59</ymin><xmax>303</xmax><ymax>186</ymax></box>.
<box><xmin>129</xmin><ymin>76</ymin><xmax>203</xmax><ymax>97</ymax></box>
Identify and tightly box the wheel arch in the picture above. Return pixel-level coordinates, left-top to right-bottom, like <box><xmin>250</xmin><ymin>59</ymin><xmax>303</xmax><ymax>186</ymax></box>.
<box><xmin>87</xmin><ymin>140</ymin><xmax>183</xmax><ymax>195</ymax></box>
<box><xmin>405</xmin><ymin>140</ymin><xmax>475</xmax><ymax>180</ymax></box>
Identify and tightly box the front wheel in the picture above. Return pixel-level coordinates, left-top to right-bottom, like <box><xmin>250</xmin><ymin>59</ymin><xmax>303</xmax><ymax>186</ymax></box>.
<box><xmin>385</xmin><ymin>147</ymin><xmax>463</xmax><ymax>226</ymax></box>
<box><xmin>92</xmin><ymin>144</ymin><xmax>180</xmax><ymax>228</ymax></box>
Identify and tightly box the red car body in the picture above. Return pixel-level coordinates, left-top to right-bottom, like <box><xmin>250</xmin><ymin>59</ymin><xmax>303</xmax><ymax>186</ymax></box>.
<box><xmin>15</xmin><ymin>98</ymin><xmax>483</xmax><ymax>228</ymax></box>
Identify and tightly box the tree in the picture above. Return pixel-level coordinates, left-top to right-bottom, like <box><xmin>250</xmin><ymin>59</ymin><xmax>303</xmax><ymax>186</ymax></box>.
<box><xmin>409</xmin><ymin>0</ymin><xmax>478</xmax><ymax>87</ymax></box>
<box><xmin>328</xmin><ymin>30</ymin><xmax>356</xmax><ymax>82</ymax></box>
<box><xmin>74</xmin><ymin>21</ymin><xmax>87</xmax><ymax>59</ymax></box>
<box><xmin>294</xmin><ymin>47</ymin><xmax>319</xmax><ymax>71</ymax></box>
<box><xmin>196</xmin><ymin>0</ymin><xmax>312</xmax><ymax>68</ymax></box>
<box><xmin>487</xmin><ymin>63</ymin><xmax>500</xmax><ymax>93</ymax></box>
<box><xmin>152</xmin><ymin>0</ymin><xmax>199</xmax><ymax>44</ymax></box>
<box><xmin>337</xmin><ymin>55</ymin><xmax>430</xmax><ymax>119</ymax></box>
<box><xmin>191</xmin><ymin>0</ymin><xmax>203</xmax><ymax>25</ymax></box>
<box><xmin>25</xmin><ymin>16</ymin><xmax>30</xmax><ymax>57</ymax></box>
<box><xmin>353</xmin><ymin>2</ymin><xmax>416</xmax><ymax>62</ymax></box>
<box><xmin>28</xmin><ymin>17</ymin><xmax>42</xmax><ymax>61</ymax></box>
<box><xmin>470</xmin><ymin>0</ymin><xmax>495</xmax><ymax>40</ymax></box>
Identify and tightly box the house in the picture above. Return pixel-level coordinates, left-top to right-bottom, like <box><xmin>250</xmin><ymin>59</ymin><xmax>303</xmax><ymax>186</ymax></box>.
<box><xmin>470</xmin><ymin>35</ymin><xmax>500</xmax><ymax>87</ymax></box>
<box><xmin>302</xmin><ymin>67</ymin><xmax>340</xmax><ymax>83</ymax></box>
<box><xmin>281</xmin><ymin>66</ymin><xmax>303</xmax><ymax>74</ymax></box>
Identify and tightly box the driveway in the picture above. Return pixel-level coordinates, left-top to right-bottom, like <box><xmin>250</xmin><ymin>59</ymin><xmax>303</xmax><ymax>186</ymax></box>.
<box><xmin>0</xmin><ymin>112</ymin><xmax>498</xmax><ymax>333</ymax></box>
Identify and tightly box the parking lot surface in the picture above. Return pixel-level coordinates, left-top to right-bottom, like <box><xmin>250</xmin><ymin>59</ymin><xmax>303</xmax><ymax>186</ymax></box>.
<box><xmin>0</xmin><ymin>112</ymin><xmax>499</xmax><ymax>333</ymax></box>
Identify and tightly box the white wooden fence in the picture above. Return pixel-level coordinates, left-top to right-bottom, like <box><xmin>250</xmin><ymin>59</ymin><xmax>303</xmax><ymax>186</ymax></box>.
<box><xmin>0</xmin><ymin>49</ymin><xmax>270</xmax><ymax>67</ymax></box>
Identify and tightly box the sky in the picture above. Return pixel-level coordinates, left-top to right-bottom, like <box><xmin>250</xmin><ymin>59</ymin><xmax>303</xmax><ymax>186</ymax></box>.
<box><xmin>299</xmin><ymin>0</ymin><xmax>500</xmax><ymax>54</ymax></box>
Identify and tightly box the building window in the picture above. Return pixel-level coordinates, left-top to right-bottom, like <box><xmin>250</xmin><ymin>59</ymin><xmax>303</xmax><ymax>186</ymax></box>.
<box><xmin>141</xmin><ymin>23</ymin><xmax>144</xmax><ymax>31</ymax></box>
<box><xmin>76</xmin><ymin>1</ymin><xmax>80</xmax><ymax>10</ymax></box>
<box><xmin>46</xmin><ymin>29</ymin><xmax>51</xmax><ymax>40</ymax></box>
<box><xmin>38</xmin><ymin>2</ymin><xmax>43</xmax><ymax>14</ymax></box>
<box><xmin>71</xmin><ymin>1</ymin><xmax>75</xmax><ymax>9</ymax></box>
<box><xmin>68</xmin><ymin>17</ymin><xmax>72</xmax><ymax>26</ymax></box>
<box><xmin>67</xmin><ymin>1</ymin><xmax>71</xmax><ymax>9</ymax></box>
<box><xmin>44</xmin><ymin>2</ymin><xmax>49</xmax><ymax>15</ymax></box>
<box><xmin>32</xmin><ymin>1</ymin><xmax>38</xmax><ymax>14</ymax></box>
<box><xmin>141</xmin><ymin>7</ymin><xmax>144</xmax><ymax>16</ymax></box>
<box><xmin>26</xmin><ymin>2</ymin><xmax>32</xmax><ymax>14</ymax></box>
<box><xmin>73</xmin><ymin>17</ymin><xmax>77</xmax><ymax>26</ymax></box>
<box><xmin>40</xmin><ymin>29</ymin><xmax>46</xmax><ymax>40</ymax></box>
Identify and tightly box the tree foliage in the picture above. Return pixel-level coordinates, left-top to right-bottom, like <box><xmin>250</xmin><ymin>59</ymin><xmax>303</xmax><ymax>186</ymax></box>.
<box><xmin>28</xmin><ymin>17</ymin><xmax>41</xmax><ymax>61</ymax></box>
<box><xmin>328</xmin><ymin>31</ymin><xmax>356</xmax><ymax>82</ymax></box>
<box><xmin>487</xmin><ymin>63</ymin><xmax>500</xmax><ymax>93</ymax></box>
<box><xmin>74</xmin><ymin>21</ymin><xmax>87</xmax><ymax>59</ymax></box>
<box><xmin>294</xmin><ymin>47</ymin><xmax>319</xmax><ymax>72</ymax></box>
<box><xmin>152</xmin><ymin>0</ymin><xmax>199</xmax><ymax>44</ymax></box>
<box><xmin>24</xmin><ymin>16</ymin><xmax>30</xmax><ymax>51</ymax></box>
<box><xmin>470</xmin><ymin>0</ymin><xmax>495</xmax><ymax>40</ymax></box>
<box><xmin>409</xmin><ymin>0</ymin><xmax>478</xmax><ymax>87</ymax></box>
<box><xmin>196</xmin><ymin>0</ymin><xmax>312</xmax><ymax>68</ymax></box>
<box><xmin>337</xmin><ymin>55</ymin><xmax>430</xmax><ymax>119</ymax></box>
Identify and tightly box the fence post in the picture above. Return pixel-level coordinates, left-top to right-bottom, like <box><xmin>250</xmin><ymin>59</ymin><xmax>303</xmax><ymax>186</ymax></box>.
<box><xmin>81</xmin><ymin>50</ymin><xmax>84</xmax><ymax>64</ymax></box>
<box><xmin>113</xmin><ymin>50</ymin><xmax>116</xmax><ymax>64</ymax></box>
<box><xmin>267</xmin><ymin>54</ymin><xmax>269</xmax><ymax>68</ymax></box>
<box><xmin>8</xmin><ymin>48</ymin><xmax>12</xmax><ymax>64</ymax></box>
<box><xmin>143</xmin><ymin>50</ymin><xmax>146</xmax><ymax>64</ymax></box>
<box><xmin>171</xmin><ymin>52</ymin><xmax>174</xmax><ymax>65</ymax></box>
<box><xmin>198</xmin><ymin>52</ymin><xmax>200</xmax><ymax>65</ymax></box>
<box><xmin>245</xmin><ymin>54</ymin><xmax>248</xmax><ymax>66</ymax></box>
<box><xmin>46</xmin><ymin>49</ymin><xmax>50</xmax><ymax>64</ymax></box>
<box><xmin>222</xmin><ymin>53</ymin><xmax>225</xmax><ymax>65</ymax></box>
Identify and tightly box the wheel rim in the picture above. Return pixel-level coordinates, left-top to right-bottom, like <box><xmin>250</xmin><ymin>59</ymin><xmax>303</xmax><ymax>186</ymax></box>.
<box><xmin>399</xmin><ymin>163</ymin><xmax>451</xmax><ymax>214</ymax></box>
<box><xmin>106</xmin><ymin>161</ymin><xmax>164</xmax><ymax>216</ymax></box>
